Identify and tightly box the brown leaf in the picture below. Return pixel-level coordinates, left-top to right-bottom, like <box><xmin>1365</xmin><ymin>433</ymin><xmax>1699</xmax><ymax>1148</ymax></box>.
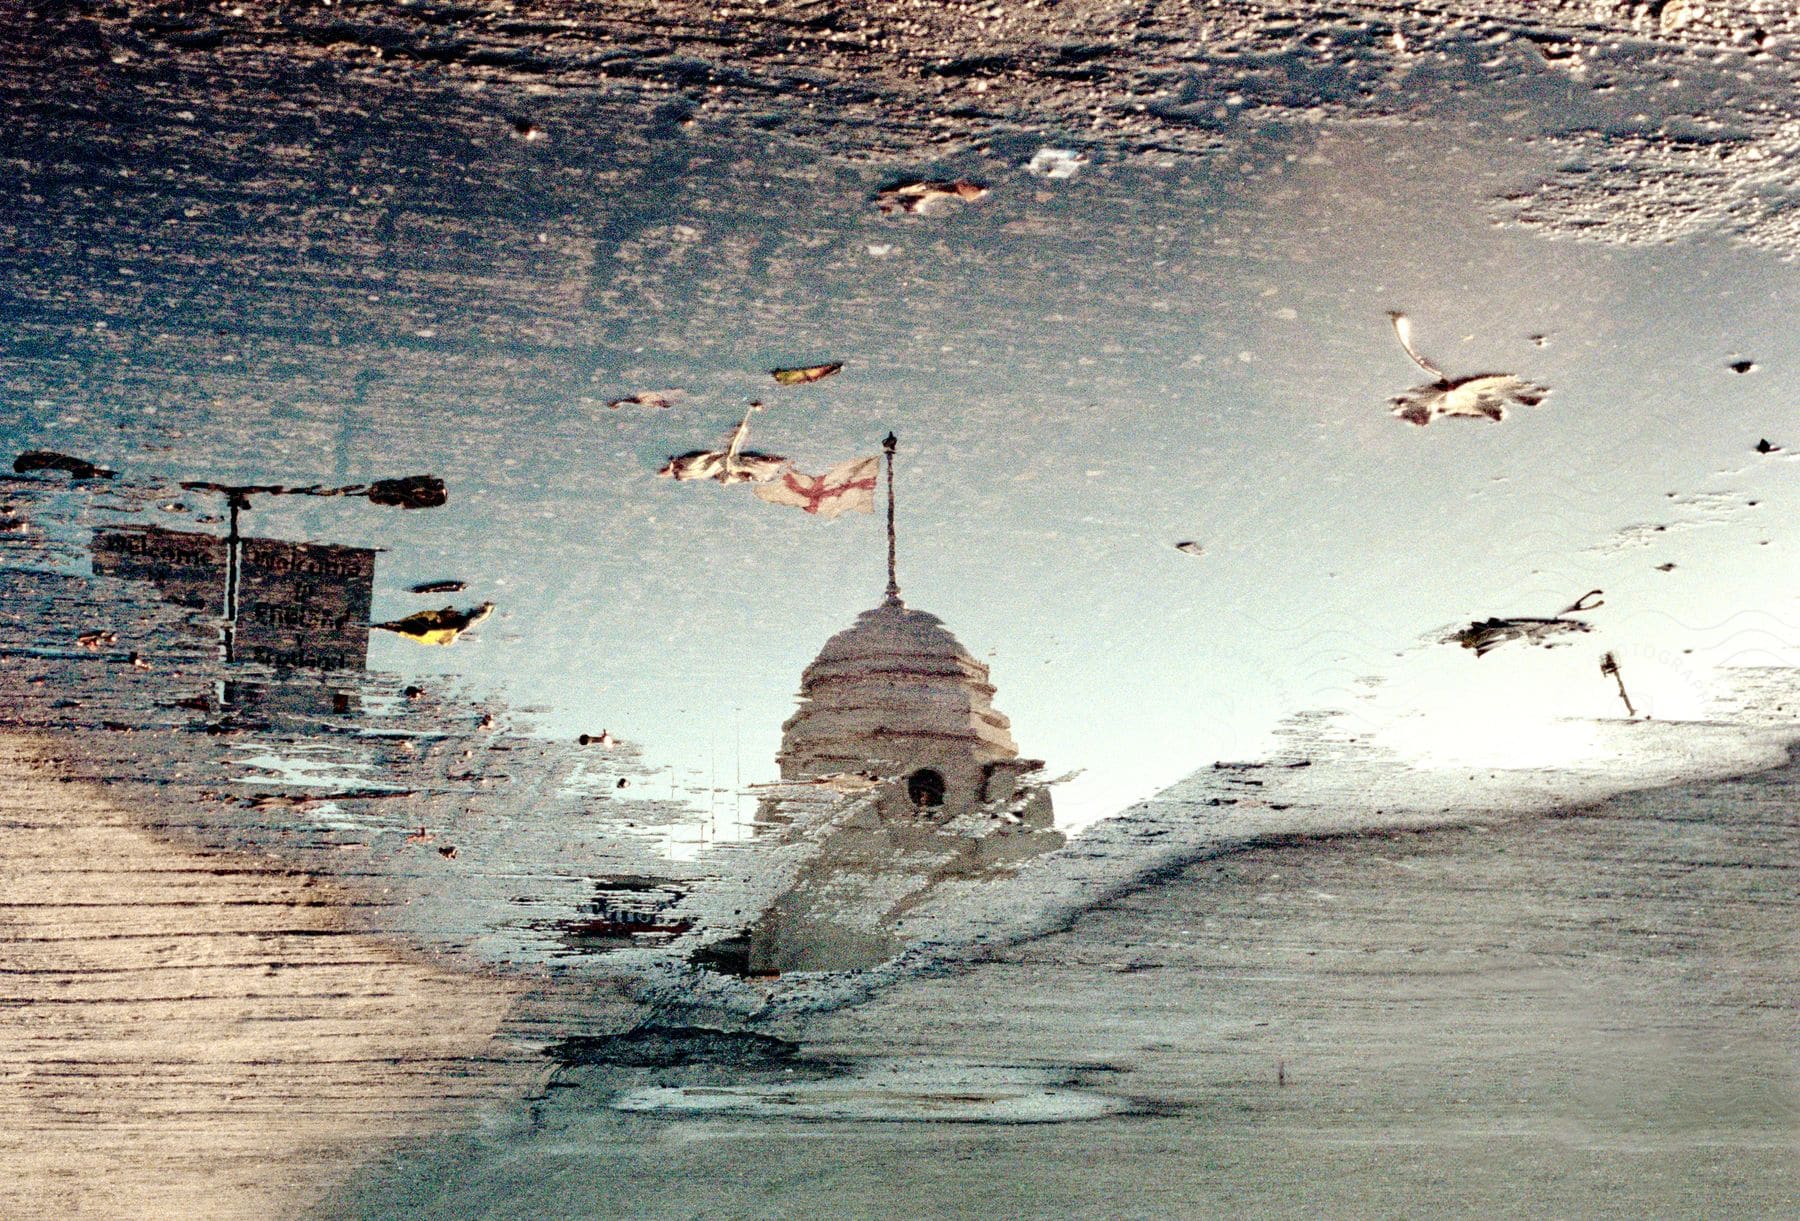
<box><xmin>608</xmin><ymin>389</ymin><xmax>687</xmax><ymax>409</ymax></box>
<box><xmin>874</xmin><ymin>179</ymin><xmax>989</xmax><ymax>215</ymax></box>
<box><xmin>14</xmin><ymin>450</ymin><xmax>116</xmax><ymax>480</ymax></box>
<box><xmin>366</xmin><ymin>475</ymin><xmax>447</xmax><ymax>509</ymax></box>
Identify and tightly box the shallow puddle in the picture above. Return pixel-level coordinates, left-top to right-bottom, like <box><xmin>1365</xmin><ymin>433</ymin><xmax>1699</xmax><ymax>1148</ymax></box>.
<box><xmin>612</xmin><ymin>1065</ymin><xmax>1130</xmax><ymax>1124</ymax></box>
<box><xmin>2</xmin><ymin>2</ymin><xmax>1796</xmax><ymax>1216</ymax></box>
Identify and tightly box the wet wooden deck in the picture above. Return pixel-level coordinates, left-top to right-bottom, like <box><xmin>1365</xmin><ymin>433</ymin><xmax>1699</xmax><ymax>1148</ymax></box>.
<box><xmin>0</xmin><ymin>736</ymin><xmax>542</xmax><ymax>1219</ymax></box>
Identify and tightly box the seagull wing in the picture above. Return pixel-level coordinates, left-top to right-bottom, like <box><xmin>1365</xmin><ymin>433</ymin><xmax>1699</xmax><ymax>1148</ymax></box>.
<box><xmin>1389</xmin><ymin>312</ymin><xmax>1448</xmax><ymax>380</ymax></box>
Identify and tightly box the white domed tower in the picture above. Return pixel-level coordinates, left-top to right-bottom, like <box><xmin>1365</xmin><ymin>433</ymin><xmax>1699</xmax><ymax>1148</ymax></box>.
<box><xmin>771</xmin><ymin>435</ymin><xmax>1051</xmax><ymax>827</ymax></box>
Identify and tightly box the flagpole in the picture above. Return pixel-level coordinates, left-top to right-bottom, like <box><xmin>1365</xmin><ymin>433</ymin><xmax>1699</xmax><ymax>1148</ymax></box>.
<box><xmin>883</xmin><ymin>432</ymin><xmax>900</xmax><ymax>604</ymax></box>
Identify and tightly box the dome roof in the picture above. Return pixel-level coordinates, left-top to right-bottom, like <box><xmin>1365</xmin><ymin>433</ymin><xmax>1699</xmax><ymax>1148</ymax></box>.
<box><xmin>807</xmin><ymin>598</ymin><xmax>972</xmax><ymax>672</ymax></box>
<box><xmin>777</xmin><ymin>596</ymin><xmax>1020</xmax><ymax>777</ymax></box>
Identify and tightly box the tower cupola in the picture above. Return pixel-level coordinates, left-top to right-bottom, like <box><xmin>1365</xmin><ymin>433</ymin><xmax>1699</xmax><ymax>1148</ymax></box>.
<box><xmin>771</xmin><ymin>435</ymin><xmax>1048</xmax><ymax>824</ymax></box>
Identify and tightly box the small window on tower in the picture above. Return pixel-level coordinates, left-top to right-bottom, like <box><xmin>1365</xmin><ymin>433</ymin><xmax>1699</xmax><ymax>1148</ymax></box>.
<box><xmin>907</xmin><ymin>768</ymin><xmax>946</xmax><ymax>807</ymax></box>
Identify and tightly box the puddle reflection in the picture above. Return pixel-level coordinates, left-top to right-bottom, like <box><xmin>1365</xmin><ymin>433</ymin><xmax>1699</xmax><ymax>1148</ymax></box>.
<box><xmin>89</xmin><ymin>499</ymin><xmax>384</xmax><ymax>728</ymax></box>
<box><xmin>94</xmin><ymin>525</ymin><xmax>375</xmax><ymax>669</ymax></box>
<box><xmin>9</xmin><ymin>465</ymin><xmax>1077</xmax><ymax>980</ymax></box>
<box><xmin>4</xmin><ymin>2</ymin><xmax>1800</xmax><ymax>1214</ymax></box>
<box><xmin>559</xmin><ymin>876</ymin><xmax>694</xmax><ymax>951</ymax></box>
<box><xmin>697</xmin><ymin>592</ymin><xmax>1064</xmax><ymax>974</ymax></box>
<box><xmin>554</xmin><ymin>587</ymin><xmax>1069</xmax><ymax>975</ymax></box>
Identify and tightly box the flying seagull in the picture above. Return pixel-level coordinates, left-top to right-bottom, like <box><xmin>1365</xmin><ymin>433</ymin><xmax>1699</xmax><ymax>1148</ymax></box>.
<box><xmin>1446</xmin><ymin>590</ymin><xmax>1602</xmax><ymax>657</ymax></box>
<box><xmin>1388</xmin><ymin>313</ymin><xmax>1549</xmax><ymax>426</ymax></box>
<box><xmin>658</xmin><ymin>404</ymin><xmax>788</xmax><ymax>484</ymax></box>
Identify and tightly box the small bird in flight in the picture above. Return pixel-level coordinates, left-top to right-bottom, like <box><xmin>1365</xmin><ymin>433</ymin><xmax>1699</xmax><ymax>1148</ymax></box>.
<box><xmin>1387</xmin><ymin>312</ymin><xmax>1549</xmax><ymax>426</ymax></box>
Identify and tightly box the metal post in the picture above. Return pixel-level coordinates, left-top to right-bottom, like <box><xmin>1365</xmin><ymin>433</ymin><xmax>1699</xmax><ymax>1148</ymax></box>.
<box><xmin>1600</xmin><ymin>652</ymin><xmax>1636</xmax><ymax>717</ymax></box>
<box><xmin>883</xmin><ymin>432</ymin><xmax>900</xmax><ymax>604</ymax></box>
<box><xmin>222</xmin><ymin>490</ymin><xmax>247</xmax><ymax>664</ymax></box>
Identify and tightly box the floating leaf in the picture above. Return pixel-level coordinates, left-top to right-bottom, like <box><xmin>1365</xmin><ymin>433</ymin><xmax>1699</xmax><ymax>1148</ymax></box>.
<box><xmin>874</xmin><ymin>179</ymin><xmax>988</xmax><ymax>215</ymax></box>
<box><xmin>14</xmin><ymin>450</ymin><xmax>116</xmax><ymax>480</ymax></box>
<box><xmin>770</xmin><ymin>362</ymin><xmax>842</xmax><ymax>385</ymax></box>
<box><xmin>373</xmin><ymin>601</ymin><xmax>493</xmax><ymax>646</ymax></box>
<box><xmin>608</xmin><ymin>389</ymin><xmax>686</xmax><ymax>409</ymax></box>
<box><xmin>366</xmin><ymin>474</ymin><xmax>447</xmax><ymax>509</ymax></box>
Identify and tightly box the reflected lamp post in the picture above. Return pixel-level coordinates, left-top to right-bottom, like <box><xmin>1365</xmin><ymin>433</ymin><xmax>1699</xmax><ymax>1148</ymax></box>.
<box><xmin>178</xmin><ymin>475</ymin><xmax>446</xmax><ymax>663</ymax></box>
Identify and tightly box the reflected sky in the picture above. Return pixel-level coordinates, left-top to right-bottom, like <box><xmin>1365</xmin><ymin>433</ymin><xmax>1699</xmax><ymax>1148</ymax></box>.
<box><xmin>5</xmin><ymin>8</ymin><xmax>1799</xmax><ymax>1216</ymax></box>
<box><xmin>3</xmin><ymin>11</ymin><xmax>1800</xmax><ymax>1221</ymax></box>
<box><xmin>3</xmin><ymin>7</ymin><xmax>1796</xmax><ymax>844</ymax></box>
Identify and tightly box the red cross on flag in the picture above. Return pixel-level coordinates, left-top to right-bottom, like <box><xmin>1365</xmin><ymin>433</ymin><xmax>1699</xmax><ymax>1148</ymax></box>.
<box><xmin>754</xmin><ymin>455</ymin><xmax>879</xmax><ymax>518</ymax></box>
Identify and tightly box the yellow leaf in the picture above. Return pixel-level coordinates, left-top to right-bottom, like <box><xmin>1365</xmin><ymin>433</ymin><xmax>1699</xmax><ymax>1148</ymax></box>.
<box><xmin>770</xmin><ymin>362</ymin><xmax>843</xmax><ymax>385</ymax></box>
<box><xmin>373</xmin><ymin>602</ymin><xmax>493</xmax><ymax>646</ymax></box>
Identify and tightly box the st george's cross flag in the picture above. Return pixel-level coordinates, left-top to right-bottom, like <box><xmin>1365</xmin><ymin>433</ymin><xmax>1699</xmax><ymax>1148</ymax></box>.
<box><xmin>754</xmin><ymin>455</ymin><xmax>879</xmax><ymax>518</ymax></box>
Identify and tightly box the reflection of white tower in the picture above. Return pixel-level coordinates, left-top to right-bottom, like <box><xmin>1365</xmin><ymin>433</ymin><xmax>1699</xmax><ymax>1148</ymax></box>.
<box><xmin>771</xmin><ymin>435</ymin><xmax>1051</xmax><ymax>826</ymax></box>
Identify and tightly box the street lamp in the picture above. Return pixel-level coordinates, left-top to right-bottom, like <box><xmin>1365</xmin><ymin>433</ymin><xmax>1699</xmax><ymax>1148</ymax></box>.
<box><xmin>178</xmin><ymin>475</ymin><xmax>447</xmax><ymax>663</ymax></box>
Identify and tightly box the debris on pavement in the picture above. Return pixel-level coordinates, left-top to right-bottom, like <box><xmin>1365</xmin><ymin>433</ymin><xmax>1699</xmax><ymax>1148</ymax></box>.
<box><xmin>874</xmin><ymin>179</ymin><xmax>988</xmax><ymax>215</ymax></box>
<box><xmin>13</xmin><ymin>451</ymin><xmax>117</xmax><ymax>480</ymax></box>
